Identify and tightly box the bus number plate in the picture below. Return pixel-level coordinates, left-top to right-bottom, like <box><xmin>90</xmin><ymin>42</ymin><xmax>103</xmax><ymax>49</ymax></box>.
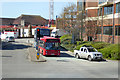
<box><xmin>51</xmin><ymin>54</ymin><xmax>54</xmax><ymax>55</ymax></box>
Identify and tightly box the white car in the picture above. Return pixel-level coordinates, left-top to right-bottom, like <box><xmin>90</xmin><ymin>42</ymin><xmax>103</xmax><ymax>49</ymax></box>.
<box><xmin>74</xmin><ymin>45</ymin><xmax>103</xmax><ymax>61</ymax></box>
<box><xmin>6</xmin><ymin>36</ymin><xmax>15</xmax><ymax>42</ymax></box>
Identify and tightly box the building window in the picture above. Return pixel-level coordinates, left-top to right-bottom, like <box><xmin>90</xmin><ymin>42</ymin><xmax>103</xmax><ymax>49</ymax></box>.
<box><xmin>115</xmin><ymin>26</ymin><xmax>120</xmax><ymax>36</ymax></box>
<box><xmin>98</xmin><ymin>9</ymin><xmax>99</xmax><ymax>16</ymax></box>
<box><xmin>78</xmin><ymin>2</ymin><xmax>83</xmax><ymax>11</ymax></box>
<box><xmin>99</xmin><ymin>0</ymin><xmax>107</xmax><ymax>4</ymax></box>
<box><xmin>97</xmin><ymin>26</ymin><xmax>102</xmax><ymax>34</ymax></box>
<box><xmin>98</xmin><ymin>8</ymin><xmax>102</xmax><ymax>16</ymax></box>
<box><xmin>86</xmin><ymin>10</ymin><xmax>87</xmax><ymax>15</ymax></box>
<box><xmin>104</xmin><ymin>5</ymin><xmax>113</xmax><ymax>15</ymax></box>
<box><xmin>103</xmin><ymin>26</ymin><xmax>112</xmax><ymax>35</ymax></box>
<box><xmin>116</xmin><ymin>2</ymin><xmax>120</xmax><ymax>13</ymax></box>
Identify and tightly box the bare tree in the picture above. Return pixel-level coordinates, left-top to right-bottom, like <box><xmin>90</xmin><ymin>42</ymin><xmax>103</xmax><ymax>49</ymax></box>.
<box><xmin>57</xmin><ymin>3</ymin><xmax>80</xmax><ymax>43</ymax></box>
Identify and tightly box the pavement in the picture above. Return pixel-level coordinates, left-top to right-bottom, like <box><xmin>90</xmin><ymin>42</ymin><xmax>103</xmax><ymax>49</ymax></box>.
<box><xmin>1</xmin><ymin>38</ymin><xmax>119</xmax><ymax>78</ymax></box>
<box><xmin>27</xmin><ymin>47</ymin><xmax>46</xmax><ymax>62</ymax></box>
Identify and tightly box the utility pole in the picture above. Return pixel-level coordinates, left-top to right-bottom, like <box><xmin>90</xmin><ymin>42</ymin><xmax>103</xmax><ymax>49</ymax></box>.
<box><xmin>112</xmin><ymin>1</ymin><xmax>115</xmax><ymax>44</ymax></box>
<box><xmin>101</xmin><ymin>7</ymin><xmax>103</xmax><ymax>42</ymax></box>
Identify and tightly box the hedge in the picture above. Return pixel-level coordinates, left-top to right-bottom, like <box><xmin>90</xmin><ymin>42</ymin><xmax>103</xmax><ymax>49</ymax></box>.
<box><xmin>99</xmin><ymin>44</ymin><xmax>120</xmax><ymax>60</ymax></box>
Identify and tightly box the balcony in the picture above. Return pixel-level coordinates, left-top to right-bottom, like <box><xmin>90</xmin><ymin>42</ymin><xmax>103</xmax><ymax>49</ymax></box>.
<box><xmin>98</xmin><ymin>0</ymin><xmax>113</xmax><ymax>7</ymax></box>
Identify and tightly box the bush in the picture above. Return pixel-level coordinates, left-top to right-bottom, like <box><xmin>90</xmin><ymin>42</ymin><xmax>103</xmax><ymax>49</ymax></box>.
<box><xmin>75</xmin><ymin>42</ymin><xmax>92</xmax><ymax>50</ymax></box>
<box><xmin>99</xmin><ymin>44</ymin><xmax>120</xmax><ymax>60</ymax></box>
<box><xmin>91</xmin><ymin>42</ymin><xmax>110</xmax><ymax>50</ymax></box>
<box><xmin>60</xmin><ymin>34</ymin><xmax>72</xmax><ymax>43</ymax></box>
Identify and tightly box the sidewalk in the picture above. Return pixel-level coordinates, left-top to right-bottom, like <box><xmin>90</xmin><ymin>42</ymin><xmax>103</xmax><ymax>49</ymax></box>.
<box><xmin>27</xmin><ymin>47</ymin><xmax>46</xmax><ymax>62</ymax></box>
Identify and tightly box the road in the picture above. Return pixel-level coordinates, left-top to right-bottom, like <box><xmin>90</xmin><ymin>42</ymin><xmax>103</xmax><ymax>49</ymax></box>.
<box><xmin>1</xmin><ymin>38</ymin><xmax>118</xmax><ymax>78</ymax></box>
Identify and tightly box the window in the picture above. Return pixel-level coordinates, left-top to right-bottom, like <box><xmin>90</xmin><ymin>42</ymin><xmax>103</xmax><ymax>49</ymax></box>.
<box><xmin>78</xmin><ymin>2</ymin><xmax>83</xmax><ymax>11</ymax></box>
<box><xmin>45</xmin><ymin>42</ymin><xmax>60</xmax><ymax>50</ymax></box>
<box><xmin>116</xmin><ymin>2</ymin><xmax>120</xmax><ymax>13</ymax></box>
<box><xmin>86</xmin><ymin>10</ymin><xmax>87</xmax><ymax>15</ymax></box>
<box><xmin>99</xmin><ymin>0</ymin><xmax>107</xmax><ymax>4</ymax></box>
<box><xmin>81</xmin><ymin>48</ymin><xmax>83</xmax><ymax>51</ymax></box>
<box><xmin>87</xmin><ymin>48</ymin><xmax>97</xmax><ymax>52</ymax></box>
<box><xmin>84</xmin><ymin>49</ymin><xmax>87</xmax><ymax>53</ymax></box>
<box><xmin>98</xmin><ymin>9</ymin><xmax>99</xmax><ymax>16</ymax></box>
<box><xmin>103</xmin><ymin>26</ymin><xmax>113</xmax><ymax>35</ymax></box>
<box><xmin>104</xmin><ymin>5</ymin><xmax>113</xmax><ymax>15</ymax></box>
<box><xmin>115</xmin><ymin>26</ymin><xmax>120</xmax><ymax>36</ymax></box>
<box><xmin>97</xmin><ymin>26</ymin><xmax>102</xmax><ymax>34</ymax></box>
<box><xmin>98</xmin><ymin>8</ymin><xmax>102</xmax><ymax>16</ymax></box>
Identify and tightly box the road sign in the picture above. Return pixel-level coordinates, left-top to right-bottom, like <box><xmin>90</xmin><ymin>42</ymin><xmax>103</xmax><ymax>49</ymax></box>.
<box><xmin>36</xmin><ymin>52</ymin><xmax>40</xmax><ymax>60</ymax></box>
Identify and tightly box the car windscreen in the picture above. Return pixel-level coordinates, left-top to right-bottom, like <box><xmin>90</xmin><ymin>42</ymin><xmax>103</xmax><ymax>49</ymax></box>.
<box><xmin>52</xmin><ymin>32</ymin><xmax>56</xmax><ymax>34</ymax></box>
<box><xmin>87</xmin><ymin>48</ymin><xmax>97</xmax><ymax>52</ymax></box>
<box><xmin>9</xmin><ymin>37</ymin><xmax>14</xmax><ymax>39</ymax></box>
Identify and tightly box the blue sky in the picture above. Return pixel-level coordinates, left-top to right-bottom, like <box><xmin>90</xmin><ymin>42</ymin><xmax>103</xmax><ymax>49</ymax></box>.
<box><xmin>1</xmin><ymin>2</ymin><xmax>77</xmax><ymax>20</ymax></box>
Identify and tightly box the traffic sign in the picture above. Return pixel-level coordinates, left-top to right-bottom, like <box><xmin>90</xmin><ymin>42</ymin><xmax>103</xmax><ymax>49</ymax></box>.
<box><xmin>36</xmin><ymin>52</ymin><xmax>40</xmax><ymax>60</ymax></box>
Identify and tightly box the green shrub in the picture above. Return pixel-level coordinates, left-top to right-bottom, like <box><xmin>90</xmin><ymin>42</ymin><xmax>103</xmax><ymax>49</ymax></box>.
<box><xmin>60</xmin><ymin>34</ymin><xmax>72</xmax><ymax>43</ymax></box>
<box><xmin>75</xmin><ymin>42</ymin><xmax>93</xmax><ymax>50</ymax></box>
<box><xmin>92</xmin><ymin>42</ymin><xmax>110</xmax><ymax>50</ymax></box>
<box><xmin>60</xmin><ymin>34</ymin><xmax>72</xmax><ymax>40</ymax></box>
<box><xmin>99</xmin><ymin>44</ymin><xmax>120</xmax><ymax>60</ymax></box>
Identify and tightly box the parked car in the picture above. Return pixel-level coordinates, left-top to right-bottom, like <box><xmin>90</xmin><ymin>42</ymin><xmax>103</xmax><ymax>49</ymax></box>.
<box><xmin>6</xmin><ymin>36</ymin><xmax>15</xmax><ymax>42</ymax></box>
<box><xmin>74</xmin><ymin>45</ymin><xmax>103</xmax><ymax>61</ymax></box>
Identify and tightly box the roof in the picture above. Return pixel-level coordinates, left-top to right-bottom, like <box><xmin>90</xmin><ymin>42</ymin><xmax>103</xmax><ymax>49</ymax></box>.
<box><xmin>0</xmin><ymin>18</ymin><xmax>15</xmax><ymax>25</ymax></box>
<box><xmin>13</xmin><ymin>14</ymin><xmax>48</xmax><ymax>25</ymax></box>
<box><xmin>40</xmin><ymin>36</ymin><xmax>60</xmax><ymax>41</ymax></box>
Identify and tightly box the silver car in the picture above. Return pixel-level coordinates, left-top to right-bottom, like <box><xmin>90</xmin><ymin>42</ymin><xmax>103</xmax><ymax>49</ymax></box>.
<box><xmin>6</xmin><ymin>36</ymin><xmax>15</xmax><ymax>42</ymax></box>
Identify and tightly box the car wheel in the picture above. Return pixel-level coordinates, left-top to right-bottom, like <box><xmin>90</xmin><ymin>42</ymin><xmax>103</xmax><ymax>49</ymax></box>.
<box><xmin>75</xmin><ymin>54</ymin><xmax>80</xmax><ymax>59</ymax></box>
<box><xmin>88</xmin><ymin>55</ymin><xmax>92</xmax><ymax>61</ymax></box>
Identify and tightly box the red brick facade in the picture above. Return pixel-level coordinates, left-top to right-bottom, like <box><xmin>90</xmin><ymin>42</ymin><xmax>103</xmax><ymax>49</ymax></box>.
<box><xmin>77</xmin><ymin>0</ymin><xmax>120</xmax><ymax>44</ymax></box>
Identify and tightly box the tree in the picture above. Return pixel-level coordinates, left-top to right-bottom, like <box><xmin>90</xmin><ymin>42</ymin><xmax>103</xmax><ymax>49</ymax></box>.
<box><xmin>57</xmin><ymin>3</ymin><xmax>82</xmax><ymax>43</ymax></box>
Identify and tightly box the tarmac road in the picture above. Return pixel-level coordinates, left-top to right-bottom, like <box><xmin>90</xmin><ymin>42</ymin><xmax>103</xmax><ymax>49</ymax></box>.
<box><xmin>1</xmin><ymin>38</ymin><xmax>118</xmax><ymax>78</ymax></box>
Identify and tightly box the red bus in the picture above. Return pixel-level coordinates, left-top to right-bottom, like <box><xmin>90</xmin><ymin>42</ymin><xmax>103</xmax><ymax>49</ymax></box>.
<box><xmin>38</xmin><ymin>36</ymin><xmax>60</xmax><ymax>56</ymax></box>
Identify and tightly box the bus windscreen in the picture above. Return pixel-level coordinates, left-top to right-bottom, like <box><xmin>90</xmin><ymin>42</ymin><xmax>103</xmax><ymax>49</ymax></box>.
<box><xmin>45</xmin><ymin>42</ymin><xmax>60</xmax><ymax>50</ymax></box>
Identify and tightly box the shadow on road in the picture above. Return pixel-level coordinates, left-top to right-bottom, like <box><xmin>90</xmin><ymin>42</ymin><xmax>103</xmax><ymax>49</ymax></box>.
<box><xmin>2</xmin><ymin>55</ymin><xmax>12</xmax><ymax>57</ymax></box>
<box><xmin>59</xmin><ymin>52</ymin><xmax>74</xmax><ymax>58</ymax></box>
<box><xmin>2</xmin><ymin>42</ymin><xmax>31</xmax><ymax>50</ymax></box>
<box><xmin>77</xmin><ymin>58</ymin><xmax>107</xmax><ymax>62</ymax></box>
<box><xmin>45</xmin><ymin>52</ymin><xmax>74</xmax><ymax>58</ymax></box>
<box><xmin>60</xmin><ymin>46</ymin><xmax>68</xmax><ymax>51</ymax></box>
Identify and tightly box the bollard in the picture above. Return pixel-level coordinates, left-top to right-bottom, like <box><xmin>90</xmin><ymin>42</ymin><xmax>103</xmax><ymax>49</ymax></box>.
<box><xmin>36</xmin><ymin>50</ymin><xmax>40</xmax><ymax>60</ymax></box>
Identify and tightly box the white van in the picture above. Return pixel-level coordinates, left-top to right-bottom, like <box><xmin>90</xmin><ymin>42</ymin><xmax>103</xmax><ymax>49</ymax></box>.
<box><xmin>51</xmin><ymin>29</ymin><xmax>59</xmax><ymax>37</ymax></box>
<box><xmin>51</xmin><ymin>29</ymin><xmax>68</xmax><ymax>38</ymax></box>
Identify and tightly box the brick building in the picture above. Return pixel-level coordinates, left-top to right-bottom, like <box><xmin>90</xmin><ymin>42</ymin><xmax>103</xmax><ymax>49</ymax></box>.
<box><xmin>0</xmin><ymin>14</ymin><xmax>50</xmax><ymax>37</ymax></box>
<box><xmin>77</xmin><ymin>0</ymin><xmax>120</xmax><ymax>44</ymax></box>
